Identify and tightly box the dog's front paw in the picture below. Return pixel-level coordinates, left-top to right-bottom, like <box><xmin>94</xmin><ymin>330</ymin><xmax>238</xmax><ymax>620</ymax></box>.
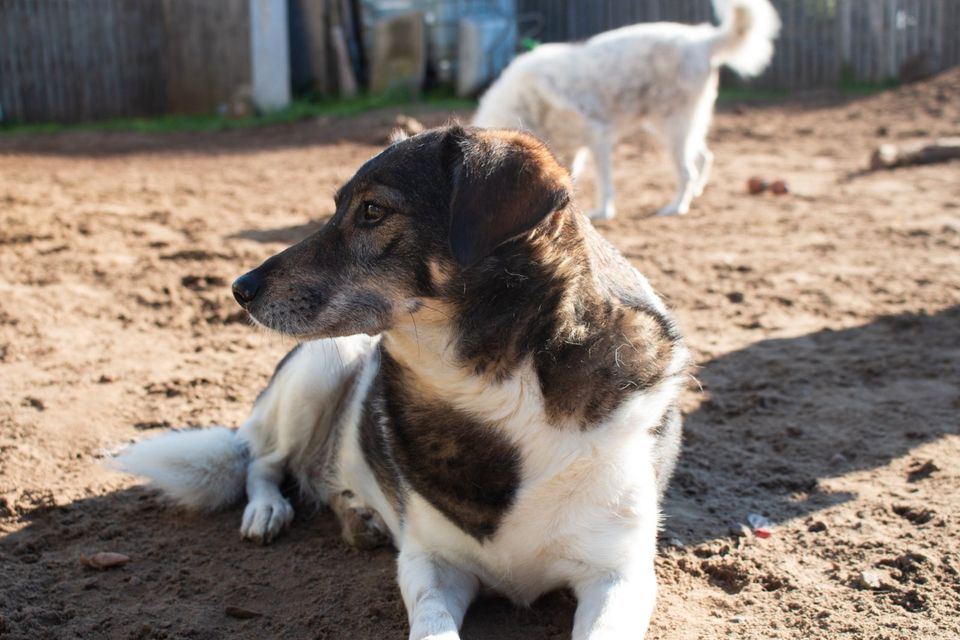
<box><xmin>240</xmin><ymin>497</ymin><xmax>294</xmax><ymax>545</ymax></box>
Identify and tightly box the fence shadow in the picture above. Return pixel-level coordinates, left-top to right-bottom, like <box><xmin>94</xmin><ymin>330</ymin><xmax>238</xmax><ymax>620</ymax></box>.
<box><xmin>1</xmin><ymin>306</ymin><xmax>956</xmax><ymax>638</ymax></box>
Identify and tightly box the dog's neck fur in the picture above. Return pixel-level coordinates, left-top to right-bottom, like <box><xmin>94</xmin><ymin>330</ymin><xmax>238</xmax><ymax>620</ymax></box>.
<box><xmin>382</xmin><ymin>208</ymin><xmax>677</xmax><ymax>430</ymax></box>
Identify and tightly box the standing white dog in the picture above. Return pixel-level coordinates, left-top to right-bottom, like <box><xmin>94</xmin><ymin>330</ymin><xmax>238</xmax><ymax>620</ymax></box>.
<box><xmin>473</xmin><ymin>0</ymin><xmax>780</xmax><ymax>219</ymax></box>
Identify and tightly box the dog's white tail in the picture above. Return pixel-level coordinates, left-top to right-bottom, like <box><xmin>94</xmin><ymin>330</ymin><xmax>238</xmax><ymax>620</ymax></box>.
<box><xmin>109</xmin><ymin>427</ymin><xmax>248</xmax><ymax>511</ymax></box>
<box><xmin>709</xmin><ymin>0</ymin><xmax>781</xmax><ymax>77</ymax></box>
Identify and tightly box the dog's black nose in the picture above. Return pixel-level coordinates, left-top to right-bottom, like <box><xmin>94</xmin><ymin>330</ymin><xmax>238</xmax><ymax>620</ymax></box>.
<box><xmin>232</xmin><ymin>273</ymin><xmax>261</xmax><ymax>308</ymax></box>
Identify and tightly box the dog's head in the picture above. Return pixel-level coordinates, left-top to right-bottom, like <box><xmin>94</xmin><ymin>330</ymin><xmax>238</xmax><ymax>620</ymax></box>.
<box><xmin>232</xmin><ymin>125</ymin><xmax>571</xmax><ymax>339</ymax></box>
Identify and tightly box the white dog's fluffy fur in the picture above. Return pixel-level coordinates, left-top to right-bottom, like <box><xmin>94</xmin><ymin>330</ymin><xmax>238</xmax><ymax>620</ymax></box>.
<box><xmin>473</xmin><ymin>0</ymin><xmax>780</xmax><ymax>218</ymax></box>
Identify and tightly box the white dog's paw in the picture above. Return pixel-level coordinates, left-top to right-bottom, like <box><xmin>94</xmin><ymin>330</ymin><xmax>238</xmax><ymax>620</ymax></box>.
<box><xmin>409</xmin><ymin>613</ymin><xmax>460</xmax><ymax>640</ymax></box>
<box><xmin>240</xmin><ymin>497</ymin><xmax>294</xmax><ymax>545</ymax></box>
<box><xmin>655</xmin><ymin>204</ymin><xmax>688</xmax><ymax>217</ymax></box>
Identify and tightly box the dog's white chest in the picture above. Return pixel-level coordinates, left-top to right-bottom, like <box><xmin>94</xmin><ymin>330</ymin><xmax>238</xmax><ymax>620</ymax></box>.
<box><xmin>402</xmin><ymin>381</ymin><xmax>662</xmax><ymax>603</ymax></box>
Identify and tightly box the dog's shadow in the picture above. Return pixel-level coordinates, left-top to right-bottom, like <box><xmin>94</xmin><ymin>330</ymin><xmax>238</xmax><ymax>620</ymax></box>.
<box><xmin>661</xmin><ymin>305</ymin><xmax>958</xmax><ymax>547</ymax></box>
<box><xmin>229</xmin><ymin>219</ymin><xmax>327</xmax><ymax>245</ymax></box>
<box><xmin>2</xmin><ymin>306</ymin><xmax>956</xmax><ymax>638</ymax></box>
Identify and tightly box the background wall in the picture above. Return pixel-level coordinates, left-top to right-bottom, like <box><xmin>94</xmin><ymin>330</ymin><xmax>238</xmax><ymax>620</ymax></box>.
<box><xmin>2</xmin><ymin>0</ymin><xmax>959</xmax><ymax>124</ymax></box>
<box><xmin>518</xmin><ymin>0</ymin><xmax>960</xmax><ymax>89</ymax></box>
<box><xmin>0</xmin><ymin>0</ymin><xmax>251</xmax><ymax>123</ymax></box>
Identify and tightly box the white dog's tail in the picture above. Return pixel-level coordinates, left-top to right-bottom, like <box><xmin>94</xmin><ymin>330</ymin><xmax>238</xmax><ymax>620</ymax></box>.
<box><xmin>709</xmin><ymin>0</ymin><xmax>781</xmax><ymax>77</ymax></box>
<box><xmin>109</xmin><ymin>427</ymin><xmax>249</xmax><ymax>511</ymax></box>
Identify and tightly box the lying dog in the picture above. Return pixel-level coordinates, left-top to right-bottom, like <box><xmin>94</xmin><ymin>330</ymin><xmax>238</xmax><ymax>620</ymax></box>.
<box><xmin>472</xmin><ymin>0</ymin><xmax>780</xmax><ymax>219</ymax></box>
<box><xmin>114</xmin><ymin>125</ymin><xmax>689</xmax><ymax>639</ymax></box>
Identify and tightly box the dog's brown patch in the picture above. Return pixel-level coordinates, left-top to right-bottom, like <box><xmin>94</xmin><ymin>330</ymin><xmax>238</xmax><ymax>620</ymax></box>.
<box><xmin>444</xmin><ymin>209</ymin><xmax>681</xmax><ymax>428</ymax></box>
<box><xmin>378</xmin><ymin>350</ymin><xmax>522</xmax><ymax>541</ymax></box>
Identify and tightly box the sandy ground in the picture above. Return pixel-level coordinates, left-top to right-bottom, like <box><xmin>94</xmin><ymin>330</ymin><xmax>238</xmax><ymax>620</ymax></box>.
<box><xmin>1</xmin><ymin>70</ymin><xmax>959</xmax><ymax>640</ymax></box>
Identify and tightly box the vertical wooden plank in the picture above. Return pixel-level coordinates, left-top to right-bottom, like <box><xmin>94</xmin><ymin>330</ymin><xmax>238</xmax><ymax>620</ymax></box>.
<box><xmin>37</xmin><ymin>0</ymin><xmax>54</xmax><ymax>121</ymax></box>
<box><xmin>31</xmin><ymin>0</ymin><xmax>48</xmax><ymax>120</ymax></box>
<box><xmin>885</xmin><ymin>0</ymin><xmax>896</xmax><ymax>79</ymax></box>
<box><xmin>114</xmin><ymin>0</ymin><xmax>129</xmax><ymax>117</ymax></box>
<box><xmin>78</xmin><ymin>0</ymin><xmax>93</xmax><ymax>120</ymax></box>
<box><xmin>23</xmin><ymin>0</ymin><xmax>39</xmax><ymax>120</ymax></box>
<box><xmin>51</xmin><ymin>0</ymin><xmax>67</xmax><ymax>121</ymax></box>
<box><xmin>0</xmin><ymin>0</ymin><xmax>17</xmax><ymax>122</ymax></box>
<box><xmin>89</xmin><ymin>0</ymin><xmax>105</xmax><ymax>121</ymax></box>
<box><xmin>60</xmin><ymin>0</ymin><xmax>77</xmax><ymax>119</ymax></box>
<box><xmin>930</xmin><ymin>0</ymin><xmax>950</xmax><ymax>71</ymax></box>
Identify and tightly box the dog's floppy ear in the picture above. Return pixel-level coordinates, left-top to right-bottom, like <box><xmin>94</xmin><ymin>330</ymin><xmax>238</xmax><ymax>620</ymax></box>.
<box><xmin>446</xmin><ymin>126</ymin><xmax>571</xmax><ymax>268</ymax></box>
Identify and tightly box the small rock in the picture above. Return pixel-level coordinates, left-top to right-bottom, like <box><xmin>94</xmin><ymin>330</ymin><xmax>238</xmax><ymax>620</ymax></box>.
<box><xmin>730</xmin><ymin>615</ymin><xmax>748</xmax><ymax>624</ymax></box>
<box><xmin>808</xmin><ymin>521</ymin><xmax>828</xmax><ymax>533</ymax></box>
<box><xmin>726</xmin><ymin>291</ymin><xmax>745</xmax><ymax>304</ymax></box>
<box><xmin>892</xmin><ymin>504</ymin><xmax>935</xmax><ymax>525</ymax></box>
<box><xmin>22</xmin><ymin>396</ymin><xmax>45</xmax><ymax>411</ymax></box>
<box><xmin>225</xmin><ymin>606</ymin><xmax>263</xmax><ymax>619</ymax></box>
<box><xmin>857</xmin><ymin>570</ymin><xmax>883</xmax><ymax>590</ymax></box>
<box><xmin>907</xmin><ymin>459</ymin><xmax>939</xmax><ymax>483</ymax></box>
<box><xmin>128</xmin><ymin>576</ymin><xmax>142</xmax><ymax>586</ymax></box>
<box><xmin>80</xmin><ymin>551</ymin><xmax>130</xmax><ymax>570</ymax></box>
<box><xmin>829</xmin><ymin>453</ymin><xmax>848</xmax><ymax>466</ymax></box>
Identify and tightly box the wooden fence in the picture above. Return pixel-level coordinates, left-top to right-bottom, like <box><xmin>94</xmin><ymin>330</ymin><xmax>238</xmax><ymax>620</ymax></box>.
<box><xmin>2</xmin><ymin>0</ymin><xmax>959</xmax><ymax>124</ymax></box>
<box><xmin>0</xmin><ymin>0</ymin><xmax>250</xmax><ymax>123</ymax></box>
<box><xmin>518</xmin><ymin>0</ymin><xmax>960</xmax><ymax>89</ymax></box>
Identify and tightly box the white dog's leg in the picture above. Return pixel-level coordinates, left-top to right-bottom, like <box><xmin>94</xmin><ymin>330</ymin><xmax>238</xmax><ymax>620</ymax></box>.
<box><xmin>571</xmin><ymin>566</ymin><xmax>657</xmax><ymax>640</ymax></box>
<box><xmin>240</xmin><ymin>450</ymin><xmax>294</xmax><ymax>544</ymax></box>
<box><xmin>588</xmin><ymin>127</ymin><xmax>617</xmax><ymax>220</ymax></box>
<box><xmin>571</xmin><ymin>147</ymin><xmax>591</xmax><ymax>181</ymax></box>
<box><xmin>693</xmin><ymin>146</ymin><xmax>714</xmax><ymax>197</ymax></box>
<box><xmin>399</xmin><ymin>548</ymin><xmax>480</xmax><ymax>640</ymax></box>
<box><xmin>657</xmin><ymin>134</ymin><xmax>699</xmax><ymax>217</ymax></box>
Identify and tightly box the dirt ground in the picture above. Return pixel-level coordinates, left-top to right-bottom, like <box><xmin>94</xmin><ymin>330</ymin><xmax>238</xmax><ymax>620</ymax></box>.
<box><xmin>1</xmin><ymin>69</ymin><xmax>958</xmax><ymax>640</ymax></box>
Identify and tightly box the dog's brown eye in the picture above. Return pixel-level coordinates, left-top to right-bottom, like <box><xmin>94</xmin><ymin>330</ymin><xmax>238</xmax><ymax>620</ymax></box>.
<box><xmin>361</xmin><ymin>203</ymin><xmax>389</xmax><ymax>225</ymax></box>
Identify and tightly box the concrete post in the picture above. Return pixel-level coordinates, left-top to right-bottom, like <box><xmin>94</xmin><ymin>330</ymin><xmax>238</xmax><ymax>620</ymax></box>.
<box><xmin>250</xmin><ymin>0</ymin><xmax>291</xmax><ymax>113</ymax></box>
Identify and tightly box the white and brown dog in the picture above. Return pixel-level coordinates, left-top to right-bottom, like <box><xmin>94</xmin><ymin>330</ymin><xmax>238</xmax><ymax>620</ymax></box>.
<box><xmin>114</xmin><ymin>126</ymin><xmax>689</xmax><ymax>639</ymax></box>
<box><xmin>473</xmin><ymin>0</ymin><xmax>780</xmax><ymax>219</ymax></box>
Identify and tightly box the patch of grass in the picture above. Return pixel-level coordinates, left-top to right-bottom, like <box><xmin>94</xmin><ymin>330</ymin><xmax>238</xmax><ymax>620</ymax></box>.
<box><xmin>717</xmin><ymin>86</ymin><xmax>791</xmax><ymax>104</ymax></box>
<box><xmin>837</xmin><ymin>76</ymin><xmax>899</xmax><ymax>97</ymax></box>
<box><xmin>0</xmin><ymin>90</ymin><xmax>476</xmax><ymax>137</ymax></box>
<box><xmin>717</xmin><ymin>75</ymin><xmax>900</xmax><ymax>104</ymax></box>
